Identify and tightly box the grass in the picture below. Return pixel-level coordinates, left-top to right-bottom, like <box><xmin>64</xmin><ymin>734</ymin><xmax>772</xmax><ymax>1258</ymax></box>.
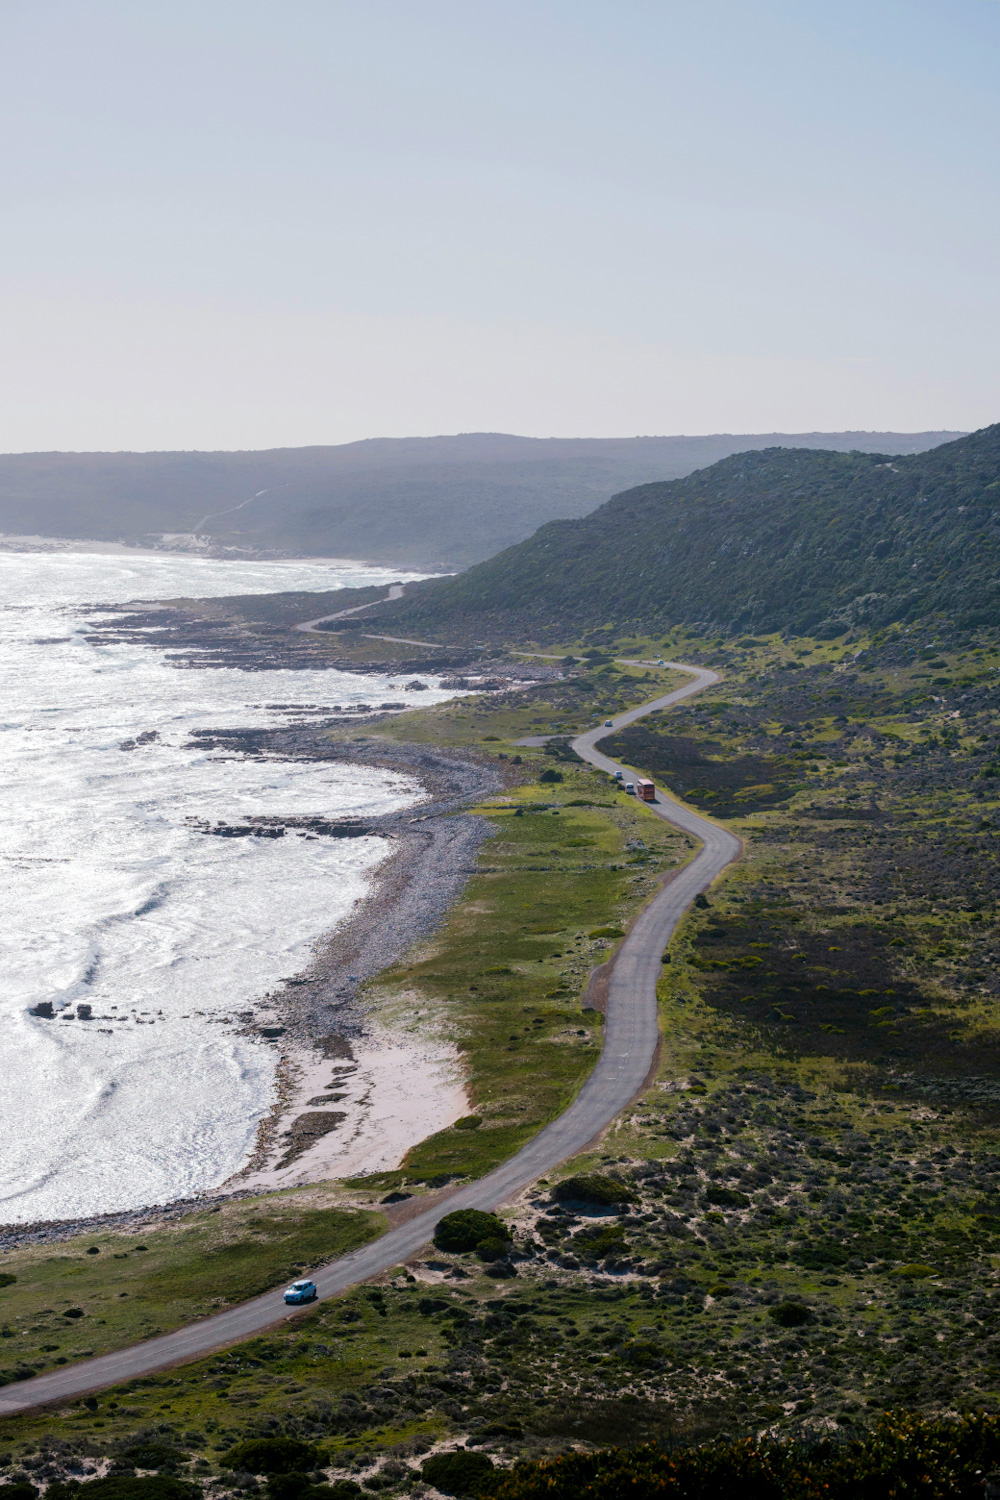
<box><xmin>0</xmin><ymin>1189</ymin><xmax>382</xmax><ymax>1386</ymax></box>
<box><xmin>9</xmin><ymin>622</ymin><xmax>1000</xmax><ymax>1484</ymax></box>
<box><xmin>356</xmin><ymin>765</ymin><xmax>695</xmax><ymax>1187</ymax></box>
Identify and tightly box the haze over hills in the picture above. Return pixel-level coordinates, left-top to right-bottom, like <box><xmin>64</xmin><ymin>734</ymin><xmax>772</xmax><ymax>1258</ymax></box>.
<box><xmin>0</xmin><ymin>429</ymin><xmax>963</xmax><ymax>570</ymax></box>
<box><xmin>363</xmin><ymin>424</ymin><xmax>1000</xmax><ymax>641</ymax></box>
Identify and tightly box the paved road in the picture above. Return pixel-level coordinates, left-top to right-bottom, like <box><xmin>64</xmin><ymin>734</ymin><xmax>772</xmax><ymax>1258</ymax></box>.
<box><xmin>0</xmin><ymin>661</ymin><xmax>739</xmax><ymax>1415</ymax></box>
<box><xmin>295</xmin><ymin>582</ymin><xmax>406</xmax><ymax>634</ymax></box>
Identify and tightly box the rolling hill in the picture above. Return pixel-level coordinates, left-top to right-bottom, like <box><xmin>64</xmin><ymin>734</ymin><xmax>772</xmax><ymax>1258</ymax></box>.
<box><xmin>0</xmin><ymin>429</ymin><xmax>961</xmax><ymax>571</ymax></box>
<box><xmin>363</xmin><ymin>423</ymin><xmax>1000</xmax><ymax>640</ymax></box>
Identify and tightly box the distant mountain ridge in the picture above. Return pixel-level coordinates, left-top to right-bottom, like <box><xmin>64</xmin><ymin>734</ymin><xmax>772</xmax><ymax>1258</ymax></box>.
<box><xmin>0</xmin><ymin>429</ymin><xmax>962</xmax><ymax>570</ymax></box>
<box><xmin>365</xmin><ymin>424</ymin><xmax>1000</xmax><ymax>640</ymax></box>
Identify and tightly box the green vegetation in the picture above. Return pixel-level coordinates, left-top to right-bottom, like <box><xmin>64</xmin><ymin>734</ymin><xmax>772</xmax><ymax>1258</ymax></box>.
<box><xmin>219</xmin><ymin>1437</ymin><xmax>322</xmax><ymax>1474</ymax></box>
<box><xmin>421</xmin><ymin>1450</ymin><xmax>495</xmax><ymax>1495</ymax></box>
<box><xmin>489</xmin><ymin>1412</ymin><xmax>1000</xmax><ymax>1499</ymax></box>
<box><xmin>0</xmin><ymin>1191</ymin><xmax>381</xmax><ymax>1383</ymax></box>
<box><xmin>369</xmin><ymin>423</ymin><xmax>1000</xmax><ymax>640</ymax></box>
<box><xmin>552</xmin><ymin>1176</ymin><xmax>635</xmax><ymax>1208</ymax></box>
<box><xmin>354</xmin><ymin>756</ymin><xmax>693</xmax><ymax>1188</ymax></box>
<box><xmin>0</xmin><ymin>432</ymin><xmax>953</xmax><ymax>569</ymax></box>
<box><xmin>9</xmin><ymin>612</ymin><xmax>1000</xmax><ymax>1493</ymax></box>
<box><xmin>433</xmin><ymin>1213</ymin><xmax>510</xmax><ymax>1256</ymax></box>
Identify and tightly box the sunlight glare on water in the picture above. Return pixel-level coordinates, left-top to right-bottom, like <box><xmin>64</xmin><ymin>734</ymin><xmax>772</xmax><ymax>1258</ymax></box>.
<box><xmin>0</xmin><ymin>549</ymin><xmax>455</xmax><ymax>1223</ymax></box>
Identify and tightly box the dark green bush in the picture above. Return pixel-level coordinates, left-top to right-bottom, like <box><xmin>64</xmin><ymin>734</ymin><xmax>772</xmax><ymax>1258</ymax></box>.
<box><xmin>553</xmin><ymin>1174</ymin><xmax>635</xmax><ymax>1207</ymax></box>
<box><xmin>0</xmin><ymin>1273</ymin><xmax>16</xmax><ymax>1288</ymax></box>
<box><xmin>705</xmin><ymin>1185</ymin><xmax>750</xmax><ymax>1208</ymax></box>
<box><xmin>48</xmin><ymin>1481</ymin><xmax>201</xmax><ymax>1500</ymax></box>
<box><xmin>266</xmin><ymin>1474</ymin><xmax>313</xmax><ymax>1500</ymax></box>
<box><xmin>421</xmin><ymin>1451</ymin><xmax>495</xmax><ymax>1497</ymax></box>
<box><xmin>539</xmin><ymin>768</ymin><xmax>563</xmax><ymax>783</ymax></box>
<box><xmin>119</xmin><ymin>1445</ymin><xmax>187</xmax><ymax>1472</ymax></box>
<box><xmin>488</xmin><ymin>1412</ymin><xmax>1000</xmax><ymax>1499</ymax></box>
<box><xmin>768</xmin><ymin>1301</ymin><xmax>813</xmax><ymax>1327</ymax></box>
<box><xmin>476</xmin><ymin>1236</ymin><xmax>512</xmax><ymax>1263</ymax></box>
<box><xmin>220</xmin><ymin>1437</ymin><xmax>323</xmax><ymax>1476</ymax></box>
<box><xmin>433</xmin><ymin>1210</ymin><xmax>509</xmax><ymax>1254</ymax></box>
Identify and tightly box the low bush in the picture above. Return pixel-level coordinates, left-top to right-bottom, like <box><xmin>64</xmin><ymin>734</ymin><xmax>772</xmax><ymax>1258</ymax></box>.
<box><xmin>47</xmin><ymin>1481</ymin><xmax>201</xmax><ymax>1500</ymax></box>
<box><xmin>118</xmin><ymin>1444</ymin><xmax>187</xmax><ymax>1472</ymax></box>
<box><xmin>220</xmin><ymin>1437</ymin><xmax>323</xmax><ymax>1476</ymax></box>
<box><xmin>421</xmin><ymin>1450</ymin><xmax>495</xmax><ymax>1497</ymax></box>
<box><xmin>553</xmin><ymin>1174</ymin><xmax>635</xmax><ymax>1207</ymax></box>
<box><xmin>767</xmin><ymin>1301</ymin><xmax>813</xmax><ymax>1327</ymax></box>
<box><xmin>433</xmin><ymin>1210</ymin><xmax>510</xmax><ymax>1254</ymax></box>
<box><xmin>488</xmin><ymin>1412</ymin><xmax>1000</xmax><ymax>1499</ymax></box>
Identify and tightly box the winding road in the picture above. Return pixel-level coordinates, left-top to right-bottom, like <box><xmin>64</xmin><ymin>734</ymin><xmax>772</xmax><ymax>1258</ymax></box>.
<box><xmin>294</xmin><ymin>583</ymin><xmax>407</xmax><ymax>634</ymax></box>
<box><xmin>0</xmin><ymin>661</ymin><xmax>739</xmax><ymax>1415</ymax></box>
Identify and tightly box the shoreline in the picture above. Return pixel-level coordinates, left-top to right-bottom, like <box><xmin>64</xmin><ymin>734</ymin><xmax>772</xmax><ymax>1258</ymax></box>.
<box><xmin>0</xmin><ymin>730</ymin><xmax>508</xmax><ymax>1247</ymax></box>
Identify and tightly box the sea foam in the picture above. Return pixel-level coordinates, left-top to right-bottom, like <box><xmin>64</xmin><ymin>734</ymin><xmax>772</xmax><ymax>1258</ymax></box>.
<box><xmin>0</xmin><ymin>550</ymin><xmax>454</xmax><ymax>1223</ymax></box>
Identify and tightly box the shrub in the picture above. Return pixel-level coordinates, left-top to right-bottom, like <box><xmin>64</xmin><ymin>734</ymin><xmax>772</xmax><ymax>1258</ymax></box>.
<box><xmin>553</xmin><ymin>1174</ymin><xmax>636</xmax><ymax>1207</ymax></box>
<box><xmin>267</xmin><ymin>1475</ymin><xmax>351</xmax><ymax>1500</ymax></box>
<box><xmin>768</xmin><ymin>1300</ymin><xmax>813</xmax><ymax>1327</ymax></box>
<box><xmin>220</xmin><ymin>1437</ymin><xmax>323</xmax><ymax>1476</ymax></box>
<box><xmin>47</xmin><ymin>1481</ymin><xmax>201</xmax><ymax>1500</ymax></box>
<box><xmin>487</xmin><ymin>1412</ymin><xmax>1000</xmax><ymax>1500</ymax></box>
<box><xmin>539</xmin><ymin>768</ymin><xmax>563</xmax><ymax>783</ymax></box>
<box><xmin>704</xmin><ymin>1185</ymin><xmax>750</xmax><ymax>1208</ymax></box>
<box><xmin>119</xmin><ymin>1444</ymin><xmax>187</xmax><ymax>1471</ymax></box>
<box><xmin>433</xmin><ymin>1209</ymin><xmax>510</xmax><ymax>1254</ymax></box>
<box><xmin>476</xmin><ymin>1236</ymin><xmax>512</xmax><ymax>1263</ymax></box>
<box><xmin>0</xmin><ymin>1273</ymin><xmax>16</xmax><ymax>1288</ymax></box>
<box><xmin>421</xmin><ymin>1451</ymin><xmax>495</xmax><ymax>1497</ymax></box>
<box><xmin>588</xmin><ymin>926</ymin><xmax>624</xmax><ymax>939</ymax></box>
<box><xmin>893</xmin><ymin>1262</ymin><xmax>935</xmax><ymax>1279</ymax></box>
<box><xmin>454</xmin><ymin>1116</ymin><xmax>483</xmax><ymax>1131</ymax></box>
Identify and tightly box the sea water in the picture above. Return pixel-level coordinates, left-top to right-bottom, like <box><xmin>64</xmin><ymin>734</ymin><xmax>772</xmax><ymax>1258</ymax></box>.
<box><xmin>0</xmin><ymin>549</ymin><xmax>457</xmax><ymax>1224</ymax></box>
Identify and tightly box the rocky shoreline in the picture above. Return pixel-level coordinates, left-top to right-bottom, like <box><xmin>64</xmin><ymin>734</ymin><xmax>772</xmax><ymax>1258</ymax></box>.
<box><xmin>4</xmin><ymin>720</ymin><xmax>512</xmax><ymax>1247</ymax></box>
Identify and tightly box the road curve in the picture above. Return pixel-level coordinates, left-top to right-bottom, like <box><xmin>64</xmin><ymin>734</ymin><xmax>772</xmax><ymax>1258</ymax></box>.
<box><xmin>0</xmin><ymin>661</ymin><xmax>739</xmax><ymax>1415</ymax></box>
<box><xmin>295</xmin><ymin>582</ymin><xmax>406</xmax><ymax>634</ymax></box>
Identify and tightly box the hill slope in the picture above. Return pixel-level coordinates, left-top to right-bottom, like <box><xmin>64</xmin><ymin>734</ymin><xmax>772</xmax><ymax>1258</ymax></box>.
<box><xmin>367</xmin><ymin>424</ymin><xmax>1000</xmax><ymax>639</ymax></box>
<box><xmin>0</xmin><ymin>429</ymin><xmax>960</xmax><ymax>570</ymax></box>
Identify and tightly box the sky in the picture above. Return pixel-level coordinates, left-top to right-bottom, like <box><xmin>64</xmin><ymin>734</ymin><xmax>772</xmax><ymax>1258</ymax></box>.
<box><xmin>0</xmin><ymin>0</ymin><xmax>997</xmax><ymax>451</ymax></box>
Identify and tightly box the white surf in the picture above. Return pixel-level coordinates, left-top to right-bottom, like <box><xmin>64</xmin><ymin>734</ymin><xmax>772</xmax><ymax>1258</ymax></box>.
<box><xmin>0</xmin><ymin>551</ymin><xmax>459</xmax><ymax>1224</ymax></box>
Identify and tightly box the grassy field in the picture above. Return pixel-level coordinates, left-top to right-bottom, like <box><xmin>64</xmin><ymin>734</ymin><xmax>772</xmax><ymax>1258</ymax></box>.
<box><xmin>360</xmin><ymin>764</ymin><xmax>695</xmax><ymax>1188</ymax></box>
<box><xmin>0</xmin><ymin>1190</ymin><xmax>382</xmax><ymax>1388</ymax></box>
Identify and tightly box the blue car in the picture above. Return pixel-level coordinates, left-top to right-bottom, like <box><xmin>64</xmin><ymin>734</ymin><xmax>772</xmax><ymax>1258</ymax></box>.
<box><xmin>283</xmin><ymin>1279</ymin><xmax>317</xmax><ymax>1304</ymax></box>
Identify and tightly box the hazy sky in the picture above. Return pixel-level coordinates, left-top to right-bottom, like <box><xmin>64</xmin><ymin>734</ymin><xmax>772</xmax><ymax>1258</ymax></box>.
<box><xmin>0</xmin><ymin>0</ymin><xmax>997</xmax><ymax>451</ymax></box>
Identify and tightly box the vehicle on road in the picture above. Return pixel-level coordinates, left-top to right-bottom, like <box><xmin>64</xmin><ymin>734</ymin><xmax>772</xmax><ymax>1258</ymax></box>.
<box><xmin>604</xmin><ymin>719</ymin><xmax>614</xmax><ymax>727</ymax></box>
<box><xmin>283</xmin><ymin>1280</ymin><xmax>317</xmax><ymax>1304</ymax></box>
<box><xmin>614</xmin><ymin>770</ymin><xmax>624</xmax><ymax>780</ymax></box>
<box><xmin>625</xmin><ymin>782</ymin><xmax>636</xmax><ymax>794</ymax></box>
<box><xmin>637</xmin><ymin>778</ymin><xmax>657</xmax><ymax>802</ymax></box>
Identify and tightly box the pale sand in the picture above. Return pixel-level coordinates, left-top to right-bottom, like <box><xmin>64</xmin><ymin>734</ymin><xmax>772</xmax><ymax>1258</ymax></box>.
<box><xmin>236</xmin><ymin>1008</ymin><xmax>468</xmax><ymax>1192</ymax></box>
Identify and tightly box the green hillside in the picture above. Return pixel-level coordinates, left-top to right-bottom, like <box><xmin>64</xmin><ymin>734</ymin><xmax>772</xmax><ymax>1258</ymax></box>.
<box><xmin>0</xmin><ymin>429</ymin><xmax>960</xmax><ymax>570</ymax></box>
<box><xmin>370</xmin><ymin>423</ymin><xmax>1000</xmax><ymax>639</ymax></box>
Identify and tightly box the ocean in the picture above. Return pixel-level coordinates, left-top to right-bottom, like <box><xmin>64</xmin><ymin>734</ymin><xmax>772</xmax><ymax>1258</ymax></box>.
<box><xmin>0</xmin><ymin>549</ymin><xmax>457</xmax><ymax>1224</ymax></box>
